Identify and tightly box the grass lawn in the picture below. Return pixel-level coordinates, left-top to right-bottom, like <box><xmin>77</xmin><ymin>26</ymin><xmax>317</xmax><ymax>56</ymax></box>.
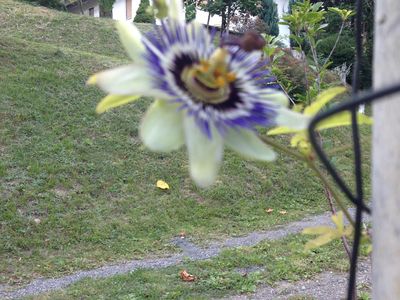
<box><xmin>0</xmin><ymin>0</ymin><xmax>371</xmax><ymax>290</ymax></box>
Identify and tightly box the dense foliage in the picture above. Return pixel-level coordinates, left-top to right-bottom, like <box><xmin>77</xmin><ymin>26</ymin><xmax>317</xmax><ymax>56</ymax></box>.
<box><xmin>260</xmin><ymin>0</ymin><xmax>279</xmax><ymax>36</ymax></box>
<box><xmin>311</xmin><ymin>0</ymin><xmax>374</xmax><ymax>89</ymax></box>
<box><xmin>184</xmin><ymin>0</ymin><xmax>196</xmax><ymax>21</ymax></box>
<box><xmin>21</xmin><ymin>0</ymin><xmax>63</xmax><ymax>9</ymax></box>
<box><xmin>200</xmin><ymin>0</ymin><xmax>261</xmax><ymax>34</ymax></box>
<box><xmin>98</xmin><ymin>0</ymin><xmax>115</xmax><ymax>16</ymax></box>
<box><xmin>134</xmin><ymin>0</ymin><xmax>154</xmax><ymax>23</ymax></box>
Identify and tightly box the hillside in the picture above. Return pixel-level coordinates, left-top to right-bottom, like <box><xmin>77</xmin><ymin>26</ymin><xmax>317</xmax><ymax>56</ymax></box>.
<box><xmin>0</xmin><ymin>0</ymin><xmax>371</xmax><ymax>287</ymax></box>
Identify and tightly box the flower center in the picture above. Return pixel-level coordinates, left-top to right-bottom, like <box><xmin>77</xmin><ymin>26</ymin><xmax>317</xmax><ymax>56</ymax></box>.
<box><xmin>181</xmin><ymin>48</ymin><xmax>236</xmax><ymax>104</ymax></box>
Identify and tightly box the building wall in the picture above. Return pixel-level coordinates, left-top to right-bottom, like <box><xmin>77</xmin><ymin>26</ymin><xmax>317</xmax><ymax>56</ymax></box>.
<box><xmin>275</xmin><ymin>0</ymin><xmax>290</xmax><ymax>46</ymax></box>
<box><xmin>67</xmin><ymin>0</ymin><xmax>100</xmax><ymax>17</ymax></box>
<box><xmin>112</xmin><ymin>0</ymin><xmax>126</xmax><ymax>20</ymax></box>
<box><xmin>195</xmin><ymin>9</ymin><xmax>222</xmax><ymax>28</ymax></box>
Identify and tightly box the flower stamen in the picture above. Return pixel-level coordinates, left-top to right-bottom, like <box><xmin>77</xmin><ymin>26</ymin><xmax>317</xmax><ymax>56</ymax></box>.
<box><xmin>181</xmin><ymin>48</ymin><xmax>236</xmax><ymax>104</ymax></box>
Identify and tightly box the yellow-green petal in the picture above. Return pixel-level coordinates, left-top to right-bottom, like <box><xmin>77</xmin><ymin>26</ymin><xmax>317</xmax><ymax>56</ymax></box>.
<box><xmin>116</xmin><ymin>21</ymin><xmax>145</xmax><ymax>61</ymax></box>
<box><xmin>225</xmin><ymin>128</ymin><xmax>276</xmax><ymax>161</ymax></box>
<box><xmin>184</xmin><ymin>117</ymin><xmax>223</xmax><ymax>188</ymax></box>
<box><xmin>275</xmin><ymin>107</ymin><xmax>310</xmax><ymax>130</ymax></box>
<box><xmin>88</xmin><ymin>65</ymin><xmax>168</xmax><ymax>98</ymax></box>
<box><xmin>168</xmin><ymin>0</ymin><xmax>185</xmax><ymax>22</ymax></box>
<box><xmin>140</xmin><ymin>100</ymin><xmax>184</xmax><ymax>152</ymax></box>
<box><xmin>96</xmin><ymin>94</ymin><xmax>140</xmax><ymax>114</ymax></box>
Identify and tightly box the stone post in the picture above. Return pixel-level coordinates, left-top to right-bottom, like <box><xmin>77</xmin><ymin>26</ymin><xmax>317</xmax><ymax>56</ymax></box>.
<box><xmin>372</xmin><ymin>0</ymin><xmax>400</xmax><ymax>298</ymax></box>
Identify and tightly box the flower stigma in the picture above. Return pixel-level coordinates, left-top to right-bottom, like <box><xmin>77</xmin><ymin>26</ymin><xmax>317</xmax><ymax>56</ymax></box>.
<box><xmin>181</xmin><ymin>48</ymin><xmax>236</xmax><ymax>105</ymax></box>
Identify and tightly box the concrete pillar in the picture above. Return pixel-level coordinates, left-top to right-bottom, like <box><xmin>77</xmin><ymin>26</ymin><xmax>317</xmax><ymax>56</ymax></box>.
<box><xmin>372</xmin><ymin>0</ymin><xmax>400</xmax><ymax>298</ymax></box>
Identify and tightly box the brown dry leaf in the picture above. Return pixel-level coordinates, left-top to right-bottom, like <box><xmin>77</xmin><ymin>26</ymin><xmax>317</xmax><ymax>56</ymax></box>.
<box><xmin>180</xmin><ymin>270</ymin><xmax>196</xmax><ymax>282</ymax></box>
<box><xmin>179</xmin><ymin>231</ymin><xmax>186</xmax><ymax>238</ymax></box>
<box><xmin>156</xmin><ymin>180</ymin><xmax>170</xmax><ymax>190</ymax></box>
<box><xmin>265</xmin><ymin>208</ymin><xmax>274</xmax><ymax>213</ymax></box>
<box><xmin>279</xmin><ymin>210</ymin><xmax>287</xmax><ymax>215</ymax></box>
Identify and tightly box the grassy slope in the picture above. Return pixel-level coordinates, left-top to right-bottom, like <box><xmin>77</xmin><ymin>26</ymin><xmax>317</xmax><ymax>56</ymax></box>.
<box><xmin>0</xmin><ymin>0</ymin><xmax>371</xmax><ymax>287</ymax></box>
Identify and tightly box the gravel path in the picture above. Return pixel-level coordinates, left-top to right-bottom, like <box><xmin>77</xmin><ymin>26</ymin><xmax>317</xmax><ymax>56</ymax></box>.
<box><xmin>222</xmin><ymin>259</ymin><xmax>371</xmax><ymax>300</ymax></box>
<box><xmin>0</xmin><ymin>209</ymin><xmax>369</xmax><ymax>299</ymax></box>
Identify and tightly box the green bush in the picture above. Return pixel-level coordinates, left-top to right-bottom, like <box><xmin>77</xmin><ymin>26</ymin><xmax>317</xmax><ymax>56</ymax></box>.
<box><xmin>274</xmin><ymin>50</ymin><xmax>340</xmax><ymax>102</ymax></box>
<box><xmin>134</xmin><ymin>0</ymin><xmax>154</xmax><ymax>23</ymax></box>
<box><xmin>317</xmin><ymin>32</ymin><xmax>355</xmax><ymax>69</ymax></box>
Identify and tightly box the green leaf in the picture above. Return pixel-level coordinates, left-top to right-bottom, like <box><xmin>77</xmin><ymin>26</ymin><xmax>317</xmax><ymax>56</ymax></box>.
<box><xmin>304</xmin><ymin>87</ymin><xmax>347</xmax><ymax>116</ymax></box>
<box><xmin>96</xmin><ymin>94</ymin><xmax>140</xmax><ymax>114</ymax></box>
<box><xmin>304</xmin><ymin>230</ymin><xmax>340</xmax><ymax>250</ymax></box>
<box><xmin>303</xmin><ymin>211</ymin><xmax>353</xmax><ymax>250</ymax></box>
<box><xmin>303</xmin><ymin>226</ymin><xmax>333</xmax><ymax>235</ymax></box>
<box><xmin>267</xmin><ymin>126</ymin><xmax>298</xmax><ymax>136</ymax></box>
<box><xmin>316</xmin><ymin>112</ymin><xmax>373</xmax><ymax>131</ymax></box>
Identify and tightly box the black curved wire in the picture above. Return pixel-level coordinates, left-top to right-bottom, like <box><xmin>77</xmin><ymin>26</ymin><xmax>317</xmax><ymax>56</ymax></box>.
<box><xmin>306</xmin><ymin>1</ymin><xmax>400</xmax><ymax>299</ymax></box>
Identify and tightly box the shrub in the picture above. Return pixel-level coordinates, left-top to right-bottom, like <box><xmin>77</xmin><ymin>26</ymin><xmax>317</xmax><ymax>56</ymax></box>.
<box><xmin>134</xmin><ymin>0</ymin><xmax>154</xmax><ymax>23</ymax></box>
<box><xmin>317</xmin><ymin>32</ymin><xmax>355</xmax><ymax>69</ymax></box>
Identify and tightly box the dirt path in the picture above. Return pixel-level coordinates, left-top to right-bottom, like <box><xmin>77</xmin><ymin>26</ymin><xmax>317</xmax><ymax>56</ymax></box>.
<box><xmin>0</xmin><ymin>210</ymin><xmax>370</xmax><ymax>299</ymax></box>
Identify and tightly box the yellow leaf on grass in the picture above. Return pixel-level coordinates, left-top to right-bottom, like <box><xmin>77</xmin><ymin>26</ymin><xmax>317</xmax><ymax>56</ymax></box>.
<box><xmin>180</xmin><ymin>270</ymin><xmax>196</xmax><ymax>282</ymax></box>
<box><xmin>156</xmin><ymin>180</ymin><xmax>170</xmax><ymax>190</ymax></box>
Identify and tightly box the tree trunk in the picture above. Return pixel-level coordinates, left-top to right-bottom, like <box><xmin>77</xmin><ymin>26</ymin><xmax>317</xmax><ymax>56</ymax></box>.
<box><xmin>372</xmin><ymin>0</ymin><xmax>400</xmax><ymax>299</ymax></box>
<box><xmin>220</xmin><ymin>7</ymin><xmax>226</xmax><ymax>37</ymax></box>
<box><xmin>77</xmin><ymin>0</ymin><xmax>84</xmax><ymax>14</ymax></box>
<box><xmin>226</xmin><ymin>2</ymin><xmax>231</xmax><ymax>36</ymax></box>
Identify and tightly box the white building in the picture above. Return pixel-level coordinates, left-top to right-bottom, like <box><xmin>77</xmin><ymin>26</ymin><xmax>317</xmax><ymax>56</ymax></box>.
<box><xmin>275</xmin><ymin>0</ymin><xmax>290</xmax><ymax>46</ymax></box>
<box><xmin>67</xmin><ymin>0</ymin><xmax>290</xmax><ymax>45</ymax></box>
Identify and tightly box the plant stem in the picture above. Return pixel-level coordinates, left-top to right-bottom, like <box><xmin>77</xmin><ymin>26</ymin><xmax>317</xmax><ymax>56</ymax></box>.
<box><xmin>259</xmin><ymin>136</ymin><xmax>307</xmax><ymax>162</ymax></box>
<box><xmin>259</xmin><ymin>135</ymin><xmax>356</xmax><ymax>227</ymax></box>
<box><xmin>306</xmin><ymin>160</ymin><xmax>355</xmax><ymax>227</ymax></box>
<box><xmin>323</xmin><ymin>21</ymin><xmax>345</xmax><ymax>67</ymax></box>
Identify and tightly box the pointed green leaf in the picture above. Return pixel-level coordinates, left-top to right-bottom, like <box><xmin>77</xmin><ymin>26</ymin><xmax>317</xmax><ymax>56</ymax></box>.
<box><xmin>304</xmin><ymin>231</ymin><xmax>341</xmax><ymax>250</ymax></box>
<box><xmin>267</xmin><ymin>126</ymin><xmax>299</xmax><ymax>136</ymax></box>
<box><xmin>316</xmin><ymin>112</ymin><xmax>373</xmax><ymax>131</ymax></box>
<box><xmin>96</xmin><ymin>94</ymin><xmax>140</xmax><ymax>114</ymax></box>
<box><xmin>303</xmin><ymin>226</ymin><xmax>335</xmax><ymax>235</ymax></box>
<box><xmin>304</xmin><ymin>87</ymin><xmax>347</xmax><ymax>116</ymax></box>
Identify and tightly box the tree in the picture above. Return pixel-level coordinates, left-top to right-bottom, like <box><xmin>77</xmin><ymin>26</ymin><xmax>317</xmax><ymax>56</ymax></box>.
<box><xmin>25</xmin><ymin>0</ymin><xmax>64</xmax><ymax>10</ymax></box>
<box><xmin>134</xmin><ymin>0</ymin><xmax>154</xmax><ymax>23</ymax></box>
<box><xmin>99</xmin><ymin>0</ymin><xmax>115</xmax><ymax>17</ymax></box>
<box><xmin>184</xmin><ymin>0</ymin><xmax>197</xmax><ymax>21</ymax></box>
<box><xmin>260</xmin><ymin>0</ymin><xmax>279</xmax><ymax>36</ymax></box>
<box><xmin>201</xmin><ymin>0</ymin><xmax>261</xmax><ymax>35</ymax></box>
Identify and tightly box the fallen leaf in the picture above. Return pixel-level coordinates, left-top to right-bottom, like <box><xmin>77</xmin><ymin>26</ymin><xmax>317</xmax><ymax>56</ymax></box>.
<box><xmin>265</xmin><ymin>208</ymin><xmax>274</xmax><ymax>213</ymax></box>
<box><xmin>156</xmin><ymin>180</ymin><xmax>170</xmax><ymax>190</ymax></box>
<box><xmin>179</xmin><ymin>231</ymin><xmax>186</xmax><ymax>239</ymax></box>
<box><xmin>34</xmin><ymin>218</ymin><xmax>41</xmax><ymax>224</ymax></box>
<box><xmin>279</xmin><ymin>210</ymin><xmax>287</xmax><ymax>215</ymax></box>
<box><xmin>180</xmin><ymin>270</ymin><xmax>196</xmax><ymax>282</ymax></box>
